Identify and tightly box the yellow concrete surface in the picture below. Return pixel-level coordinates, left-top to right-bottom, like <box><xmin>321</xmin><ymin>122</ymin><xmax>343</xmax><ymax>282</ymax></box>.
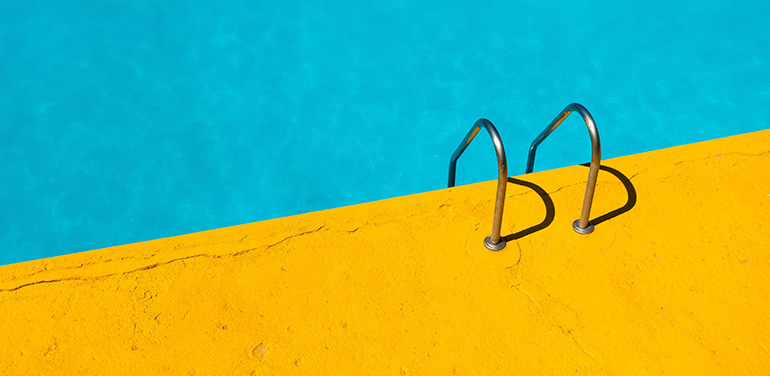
<box><xmin>1</xmin><ymin>129</ymin><xmax>769</xmax><ymax>375</ymax></box>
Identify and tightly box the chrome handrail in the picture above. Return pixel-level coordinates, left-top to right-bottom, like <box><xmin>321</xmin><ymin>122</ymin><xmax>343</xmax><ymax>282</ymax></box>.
<box><xmin>525</xmin><ymin>103</ymin><xmax>601</xmax><ymax>234</ymax></box>
<box><xmin>448</xmin><ymin>119</ymin><xmax>508</xmax><ymax>250</ymax></box>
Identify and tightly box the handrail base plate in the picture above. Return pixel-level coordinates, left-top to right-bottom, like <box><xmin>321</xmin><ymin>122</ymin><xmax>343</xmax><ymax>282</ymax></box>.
<box><xmin>572</xmin><ymin>220</ymin><xmax>595</xmax><ymax>234</ymax></box>
<box><xmin>484</xmin><ymin>236</ymin><xmax>506</xmax><ymax>251</ymax></box>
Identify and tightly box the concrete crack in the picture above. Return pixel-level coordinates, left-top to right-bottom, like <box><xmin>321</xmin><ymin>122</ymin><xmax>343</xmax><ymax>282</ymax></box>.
<box><xmin>506</xmin><ymin>180</ymin><xmax>584</xmax><ymax>199</ymax></box>
<box><xmin>263</xmin><ymin>225</ymin><xmax>326</xmax><ymax>250</ymax></box>
<box><xmin>2</xmin><ymin>226</ymin><xmax>330</xmax><ymax>293</ymax></box>
<box><xmin>565</xmin><ymin>328</ymin><xmax>595</xmax><ymax>360</ymax></box>
<box><xmin>505</xmin><ymin>241</ymin><xmax>523</xmax><ymax>269</ymax></box>
<box><xmin>604</xmin><ymin>233</ymin><xmax>618</xmax><ymax>252</ymax></box>
<box><xmin>510</xmin><ymin>283</ymin><xmax>541</xmax><ymax>313</ymax></box>
<box><xmin>2</xmin><ymin>253</ymin><xmax>215</xmax><ymax>292</ymax></box>
<box><xmin>674</xmin><ymin>150</ymin><xmax>770</xmax><ymax>165</ymax></box>
<box><xmin>547</xmin><ymin>181</ymin><xmax>585</xmax><ymax>196</ymax></box>
<box><xmin>12</xmin><ymin>254</ymin><xmax>141</xmax><ymax>281</ymax></box>
<box><xmin>1</xmin><ymin>277</ymin><xmax>96</xmax><ymax>292</ymax></box>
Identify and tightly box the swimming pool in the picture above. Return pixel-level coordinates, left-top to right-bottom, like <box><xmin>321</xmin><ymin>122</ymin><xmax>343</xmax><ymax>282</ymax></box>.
<box><xmin>1</xmin><ymin>0</ymin><xmax>768</xmax><ymax>265</ymax></box>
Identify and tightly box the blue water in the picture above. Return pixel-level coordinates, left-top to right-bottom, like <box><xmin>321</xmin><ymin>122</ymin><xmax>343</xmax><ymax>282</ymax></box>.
<box><xmin>1</xmin><ymin>1</ymin><xmax>768</xmax><ymax>265</ymax></box>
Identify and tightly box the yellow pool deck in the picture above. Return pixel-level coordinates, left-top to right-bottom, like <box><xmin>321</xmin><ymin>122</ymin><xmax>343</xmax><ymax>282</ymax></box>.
<box><xmin>1</xmin><ymin>130</ymin><xmax>769</xmax><ymax>375</ymax></box>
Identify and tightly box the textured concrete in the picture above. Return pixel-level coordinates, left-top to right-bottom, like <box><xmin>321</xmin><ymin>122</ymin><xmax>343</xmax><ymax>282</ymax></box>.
<box><xmin>1</xmin><ymin>129</ymin><xmax>769</xmax><ymax>375</ymax></box>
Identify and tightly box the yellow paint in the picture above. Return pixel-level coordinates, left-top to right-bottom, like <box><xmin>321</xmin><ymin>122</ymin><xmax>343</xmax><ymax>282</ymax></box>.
<box><xmin>1</xmin><ymin>130</ymin><xmax>769</xmax><ymax>375</ymax></box>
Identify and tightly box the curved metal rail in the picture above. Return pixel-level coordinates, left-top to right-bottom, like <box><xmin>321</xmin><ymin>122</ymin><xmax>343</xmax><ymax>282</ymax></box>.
<box><xmin>525</xmin><ymin>103</ymin><xmax>601</xmax><ymax>234</ymax></box>
<box><xmin>448</xmin><ymin>119</ymin><xmax>508</xmax><ymax>250</ymax></box>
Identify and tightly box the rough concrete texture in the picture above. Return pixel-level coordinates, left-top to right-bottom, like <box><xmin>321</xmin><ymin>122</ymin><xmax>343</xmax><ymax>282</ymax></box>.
<box><xmin>1</xmin><ymin>129</ymin><xmax>769</xmax><ymax>375</ymax></box>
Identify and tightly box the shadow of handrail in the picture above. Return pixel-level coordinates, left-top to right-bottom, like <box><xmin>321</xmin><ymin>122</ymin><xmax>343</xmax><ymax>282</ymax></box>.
<box><xmin>502</xmin><ymin>178</ymin><xmax>555</xmax><ymax>241</ymax></box>
<box><xmin>499</xmin><ymin>164</ymin><xmax>637</xmax><ymax>241</ymax></box>
<box><xmin>581</xmin><ymin>163</ymin><xmax>637</xmax><ymax>226</ymax></box>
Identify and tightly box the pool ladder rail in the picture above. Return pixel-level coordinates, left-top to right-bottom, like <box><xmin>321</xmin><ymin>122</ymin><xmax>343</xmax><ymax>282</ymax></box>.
<box><xmin>447</xmin><ymin>103</ymin><xmax>602</xmax><ymax>251</ymax></box>
<box><xmin>448</xmin><ymin>119</ymin><xmax>508</xmax><ymax>250</ymax></box>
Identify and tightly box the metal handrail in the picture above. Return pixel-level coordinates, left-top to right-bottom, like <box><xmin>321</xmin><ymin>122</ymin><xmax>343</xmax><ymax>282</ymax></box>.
<box><xmin>525</xmin><ymin>103</ymin><xmax>601</xmax><ymax>234</ymax></box>
<box><xmin>448</xmin><ymin>119</ymin><xmax>508</xmax><ymax>250</ymax></box>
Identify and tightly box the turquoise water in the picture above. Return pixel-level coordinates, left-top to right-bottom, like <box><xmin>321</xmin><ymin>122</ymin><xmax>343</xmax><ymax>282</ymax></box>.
<box><xmin>1</xmin><ymin>1</ymin><xmax>768</xmax><ymax>265</ymax></box>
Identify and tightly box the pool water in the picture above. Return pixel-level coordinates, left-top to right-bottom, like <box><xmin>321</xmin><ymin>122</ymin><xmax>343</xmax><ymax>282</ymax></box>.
<box><xmin>1</xmin><ymin>0</ymin><xmax>768</xmax><ymax>265</ymax></box>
